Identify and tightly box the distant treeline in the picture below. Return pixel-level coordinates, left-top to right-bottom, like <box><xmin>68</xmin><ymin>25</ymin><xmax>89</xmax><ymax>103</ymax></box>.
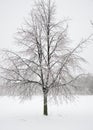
<box><xmin>73</xmin><ymin>73</ymin><xmax>93</xmax><ymax>95</ymax></box>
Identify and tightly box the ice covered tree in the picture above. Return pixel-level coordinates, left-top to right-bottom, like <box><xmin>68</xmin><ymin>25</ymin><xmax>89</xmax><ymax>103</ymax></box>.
<box><xmin>0</xmin><ymin>0</ymin><xmax>91</xmax><ymax>115</ymax></box>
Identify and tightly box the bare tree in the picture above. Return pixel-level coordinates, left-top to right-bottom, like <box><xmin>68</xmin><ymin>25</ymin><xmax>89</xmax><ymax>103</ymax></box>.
<box><xmin>0</xmin><ymin>0</ymin><xmax>92</xmax><ymax>115</ymax></box>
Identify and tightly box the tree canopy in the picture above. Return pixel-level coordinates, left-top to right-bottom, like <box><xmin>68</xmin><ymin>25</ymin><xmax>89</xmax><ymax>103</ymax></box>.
<box><xmin>0</xmin><ymin>0</ymin><xmax>92</xmax><ymax>115</ymax></box>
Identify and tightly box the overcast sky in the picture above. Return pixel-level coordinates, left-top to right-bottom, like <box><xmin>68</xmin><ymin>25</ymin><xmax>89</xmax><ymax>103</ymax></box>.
<box><xmin>0</xmin><ymin>0</ymin><xmax>93</xmax><ymax>73</ymax></box>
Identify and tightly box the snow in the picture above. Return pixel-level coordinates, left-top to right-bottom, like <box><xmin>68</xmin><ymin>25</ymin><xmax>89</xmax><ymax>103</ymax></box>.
<box><xmin>0</xmin><ymin>96</ymin><xmax>93</xmax><ymax>130</ymax></box>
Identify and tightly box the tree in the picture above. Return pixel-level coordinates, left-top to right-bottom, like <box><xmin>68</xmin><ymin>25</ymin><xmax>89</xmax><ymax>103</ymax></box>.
<box><xmin>0</xmin><ymin>0</ymin><xmax>92</xmax><ymax>116</ymax></box>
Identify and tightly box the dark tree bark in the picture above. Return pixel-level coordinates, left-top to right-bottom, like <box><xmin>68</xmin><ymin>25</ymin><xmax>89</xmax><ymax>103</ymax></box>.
<box><xmin>43</xmin><ymin>93</ymin><xmax>48</xmax><ymax>116</ymax></box>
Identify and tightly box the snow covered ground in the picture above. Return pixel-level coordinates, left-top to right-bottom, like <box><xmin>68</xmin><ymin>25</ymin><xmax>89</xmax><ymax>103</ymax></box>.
<box><xmin>0</xmin><ymin>96</ymin><xmax>93</xmax><ymax>130</ymax></box>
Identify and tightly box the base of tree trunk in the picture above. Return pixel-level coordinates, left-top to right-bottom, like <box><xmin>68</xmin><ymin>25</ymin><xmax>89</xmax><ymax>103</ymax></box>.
<box><xmin>43</xmin><ymin>94</ymin><xmax>48</xmax><ymax>116</ymax></box>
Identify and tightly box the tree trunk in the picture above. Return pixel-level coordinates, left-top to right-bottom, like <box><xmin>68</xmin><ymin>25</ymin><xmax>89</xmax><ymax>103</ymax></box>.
<box><xmin>43</xmin><ymin>93</ymin><xmax>48</xmax><ymax>116</ymax></box>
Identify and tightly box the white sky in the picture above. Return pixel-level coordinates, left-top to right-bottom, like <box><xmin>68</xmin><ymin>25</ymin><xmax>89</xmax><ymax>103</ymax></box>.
<box><xmin>0</xmin><ymin>0</ymin><xmax>93</xmax><ymax>73</ymax></box>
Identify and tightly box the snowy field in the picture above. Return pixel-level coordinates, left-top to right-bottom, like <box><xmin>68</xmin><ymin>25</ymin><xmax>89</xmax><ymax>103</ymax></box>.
<box><xmin>0</xmin><ymin>96</ymin><xmax>93</xmax><ymax>130</ymax></box>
